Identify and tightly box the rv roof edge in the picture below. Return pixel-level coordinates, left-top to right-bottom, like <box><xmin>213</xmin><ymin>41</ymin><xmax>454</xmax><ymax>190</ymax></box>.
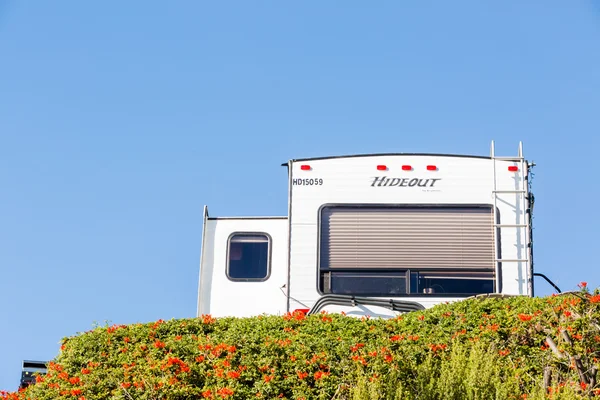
<box><xmin>288</xmin><ymin>152</ymin><xmax>493</xmax><ymax>163</ymax></box>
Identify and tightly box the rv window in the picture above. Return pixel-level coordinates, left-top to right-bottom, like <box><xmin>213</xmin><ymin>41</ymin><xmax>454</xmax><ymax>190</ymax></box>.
<box><xmin>318</xmin><ymin>205</ymin><xmax>496</xmax><ymax>296</ymax></box>
<box><xmin>227</xmin><ymin>233</ymin><xmax>270</xmax><ymax>281</ymax></box>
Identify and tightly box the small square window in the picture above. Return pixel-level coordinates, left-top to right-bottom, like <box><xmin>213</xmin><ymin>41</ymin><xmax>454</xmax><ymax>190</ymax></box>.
<box><xmin>227</xmin><ymin>233</ymin><xmax>271</xmax><ymax>281</ymax></box>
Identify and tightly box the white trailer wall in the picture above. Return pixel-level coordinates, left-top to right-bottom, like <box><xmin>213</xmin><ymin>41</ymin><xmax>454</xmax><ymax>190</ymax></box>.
<box><xmin>197</xmin><ymin>213</ymin><xmax>289</xmax><ymax>318</ymax></box>
<box><xmin>286</xmin><ymin>154</ymin><xmax>529</xmax><ymax>311</ymax></box>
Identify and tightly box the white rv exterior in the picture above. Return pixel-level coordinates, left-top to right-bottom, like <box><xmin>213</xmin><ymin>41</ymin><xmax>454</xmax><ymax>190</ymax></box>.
<box><xmin>197</xmin><ymin>142</ymin><xmax>534</xmax><ymax>318</ymax></box>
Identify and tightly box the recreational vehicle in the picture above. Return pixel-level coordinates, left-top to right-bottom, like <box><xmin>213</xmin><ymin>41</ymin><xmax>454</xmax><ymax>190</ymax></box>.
<box><xmin>197</xmin><ymin>141</ymin><xmax>535</xmax><ymax>319</ymax></box>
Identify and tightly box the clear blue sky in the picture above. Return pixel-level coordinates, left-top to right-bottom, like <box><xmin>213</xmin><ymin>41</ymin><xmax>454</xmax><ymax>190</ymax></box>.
<box><xmin>1</xmin><ymin>0</ymin><xmax>599</xmax><ymax>391</ymax></box>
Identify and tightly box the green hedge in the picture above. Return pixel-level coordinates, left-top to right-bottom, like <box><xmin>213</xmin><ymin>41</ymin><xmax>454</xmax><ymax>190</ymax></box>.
<box><xmin>4</xmin><ymin>288</ymin><xmax>600</xmax><ymax>399</ymax></box>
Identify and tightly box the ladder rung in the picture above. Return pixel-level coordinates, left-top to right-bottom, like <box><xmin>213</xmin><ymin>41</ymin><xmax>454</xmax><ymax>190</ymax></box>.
<box><xmin>493</xmin><ymin>190</ymin><xmax>527</xmax><ymax>194</ymax></box>
<box><xmin>495</xmin><ymin>224</ymin><xmax>528</xmax><ymax>228</ymax></box>
<box><xmin>493</xmin><ymin>157</ymin><xmax>524</xmax><ymax>161</ymax></box>
<box><xmin>495</xmin><ymin>259</ymin><xmax>528</xmax><ymax>262</ymax></box>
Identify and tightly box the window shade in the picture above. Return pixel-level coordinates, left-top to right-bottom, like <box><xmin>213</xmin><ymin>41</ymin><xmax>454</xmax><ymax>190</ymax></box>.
<box><xmin>319</xmin><ymin>206</ymin><xmax>495</xmax><ymax>272</ymax></box>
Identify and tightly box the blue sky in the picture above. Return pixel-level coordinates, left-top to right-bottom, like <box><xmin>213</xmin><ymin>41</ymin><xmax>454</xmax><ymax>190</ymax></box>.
<box><xmin>1</xmin><ymin>0</ymin><xmax>599</xmax><ymax>391</ymax></box>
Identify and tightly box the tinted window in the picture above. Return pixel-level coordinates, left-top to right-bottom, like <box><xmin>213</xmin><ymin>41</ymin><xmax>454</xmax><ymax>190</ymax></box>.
<box><xmin>323</xmin><ymin>271</ymin><xmax>408</xmax><ymax>296</ymax></box>
<box><xmin>227</xmin><ymin>233</ymin><xmax>270</xmax><ymax>281</ymax></box>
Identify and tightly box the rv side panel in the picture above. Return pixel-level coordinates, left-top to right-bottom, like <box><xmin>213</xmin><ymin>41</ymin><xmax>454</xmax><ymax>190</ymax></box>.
<box><xmin>198</xmin><ymin>217</ymin><xmax>289</xmax><ymax>318</ymax></box>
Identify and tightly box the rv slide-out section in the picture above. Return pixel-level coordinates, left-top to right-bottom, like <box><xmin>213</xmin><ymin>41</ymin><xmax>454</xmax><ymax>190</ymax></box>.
<box><xmin>197</xmin><ymin>208</ymin><xmax>289</xmax><ymax>318</ymax></box>
<box><xmin>198</xmin><ymin>144</ymin><xmax>532</xmax><ymax>318</ymax></box>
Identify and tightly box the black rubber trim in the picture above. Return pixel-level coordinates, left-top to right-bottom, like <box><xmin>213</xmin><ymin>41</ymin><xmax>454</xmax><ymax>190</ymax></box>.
<box><xmin>533</xmin><ymin>273</ymin><xmax>561</xmax><ymax>293</ymax></box>
<box><xmin>307</xmin><ymin>294</ymin><xmax>426</xmax><ymax>315</ymax></box>
<box><xmin>281</xmin><ymin>152</ymin><xmax>491</xmax><ymax>166</ymax></box>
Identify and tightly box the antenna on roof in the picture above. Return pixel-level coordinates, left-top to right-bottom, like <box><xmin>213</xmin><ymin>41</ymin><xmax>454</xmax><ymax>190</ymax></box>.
<box><xmin>490</xmin><ymin>140</ymin><xmax>495</xmax><ymax>158</ymax></box>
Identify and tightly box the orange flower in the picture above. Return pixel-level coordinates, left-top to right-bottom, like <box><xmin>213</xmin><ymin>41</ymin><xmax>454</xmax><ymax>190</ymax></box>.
<box><xmin>151</xmin><ymin>319</ymin><xmax>164</xmax><ymax>329</ymax></box>
<box><xmin>517</xmin><ymin>314</ymin><xmax>532</xmax><ymax>322</ymax></box>
<box><xmin>297</xmin><ymin>371</ymin><xmax>308</xmax><ymax>380</ymax></box>
<box><xmin>49</xmin><ymin>362</ymin><xmax>64</xmax><ymax>372</ymax></box>
<box><xmin>314</xmin><ymin>371</ymin><xmax>330</xmax><ymax>380</ymax></box>
<box><xmin>452</xmin><ymin>329</ymin><xmax>467</xmax><ymax>339</ymax></box>
<box><xmin>350</xmin><ymin>343</ymin><xmax>365</xmax><ymax>352</ymax></box>
<box><xmin>429</xmin><ymin>343</ymin><xmax>448</xmax><ymax>353</ymax></box>
<box><xmin>283</xmin><ymin>310</ymin><xmax>307</xmax><ymax>321</ymax></box>
<box><xmin>69</xmin><ymin>376</ymin><xmax>81</xmax><ymax>385</ymax></box>
<box><xmin>217</xmin><ymin>387</ymin><xmax>234</xmax><ymax>398</ymax></box>
<box><xmin>201</xmin><ymin>314</ymin><xmax>216</xmax><ymax>324</ymax></box>
<box><xmin>227</xmin><ymin>371</ymin><xmax>240</xmax><ymax>379</ymax></box>
<box><xmin>352</xmin><ymin>355</ymin><xmax>367</xmax><ymax>365</ymax></box>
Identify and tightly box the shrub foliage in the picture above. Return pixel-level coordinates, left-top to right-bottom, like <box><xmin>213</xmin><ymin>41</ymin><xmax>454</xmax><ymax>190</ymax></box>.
<box><xmin>3</xmin><ymin>286</ymin><xmax>600</xmax><ymax>399</ymax></box>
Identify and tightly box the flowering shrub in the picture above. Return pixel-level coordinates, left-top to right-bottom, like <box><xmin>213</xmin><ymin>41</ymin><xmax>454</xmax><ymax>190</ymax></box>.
<box><xmin>3</xmin><ymin>286</ymin><xmax>600</xmax><ymax>399</ymax></box>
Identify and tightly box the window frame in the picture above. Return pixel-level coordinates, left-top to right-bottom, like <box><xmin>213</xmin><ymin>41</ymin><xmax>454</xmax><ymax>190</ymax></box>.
<box><xmin>316</xmin><ymin>203</ymin><xmax>499</xmax><ymax>297</ymax></box>
<box><xmin>226</xmin><ymin>231</ymin><xmax>272</xmax><ymax>282</ymax></box>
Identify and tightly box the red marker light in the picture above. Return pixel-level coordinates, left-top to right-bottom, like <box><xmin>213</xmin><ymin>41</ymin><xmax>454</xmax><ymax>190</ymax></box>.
<box><xmin>300</xmin><ymin>165</ymin><xmax>311</xmax><ymax>171</ymax></box>
<box><xmin>377</xmin><ymin>165</ymin><xmax>387</xmax><ymax>171</ymax></box>
<box><xmin>508</xmin><ymin>166</ymin><xmax>518</xmax><ymax>172</ymax></box>
<box><xmin>402</xmin><ymin>165</ymin><xmax>412</xmax><ymax>171</ymax></box>
<box><xmin>427</xmin><ymin>165</ymin><xmax>437</xmax><ymax>171</ymax></box>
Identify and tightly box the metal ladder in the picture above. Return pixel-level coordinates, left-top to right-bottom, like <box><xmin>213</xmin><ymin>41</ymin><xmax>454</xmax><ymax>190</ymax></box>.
<box><xmin>490</xmin><ymin>141</ymin><xmax>532</xmax><ymax>296</ymax></box>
